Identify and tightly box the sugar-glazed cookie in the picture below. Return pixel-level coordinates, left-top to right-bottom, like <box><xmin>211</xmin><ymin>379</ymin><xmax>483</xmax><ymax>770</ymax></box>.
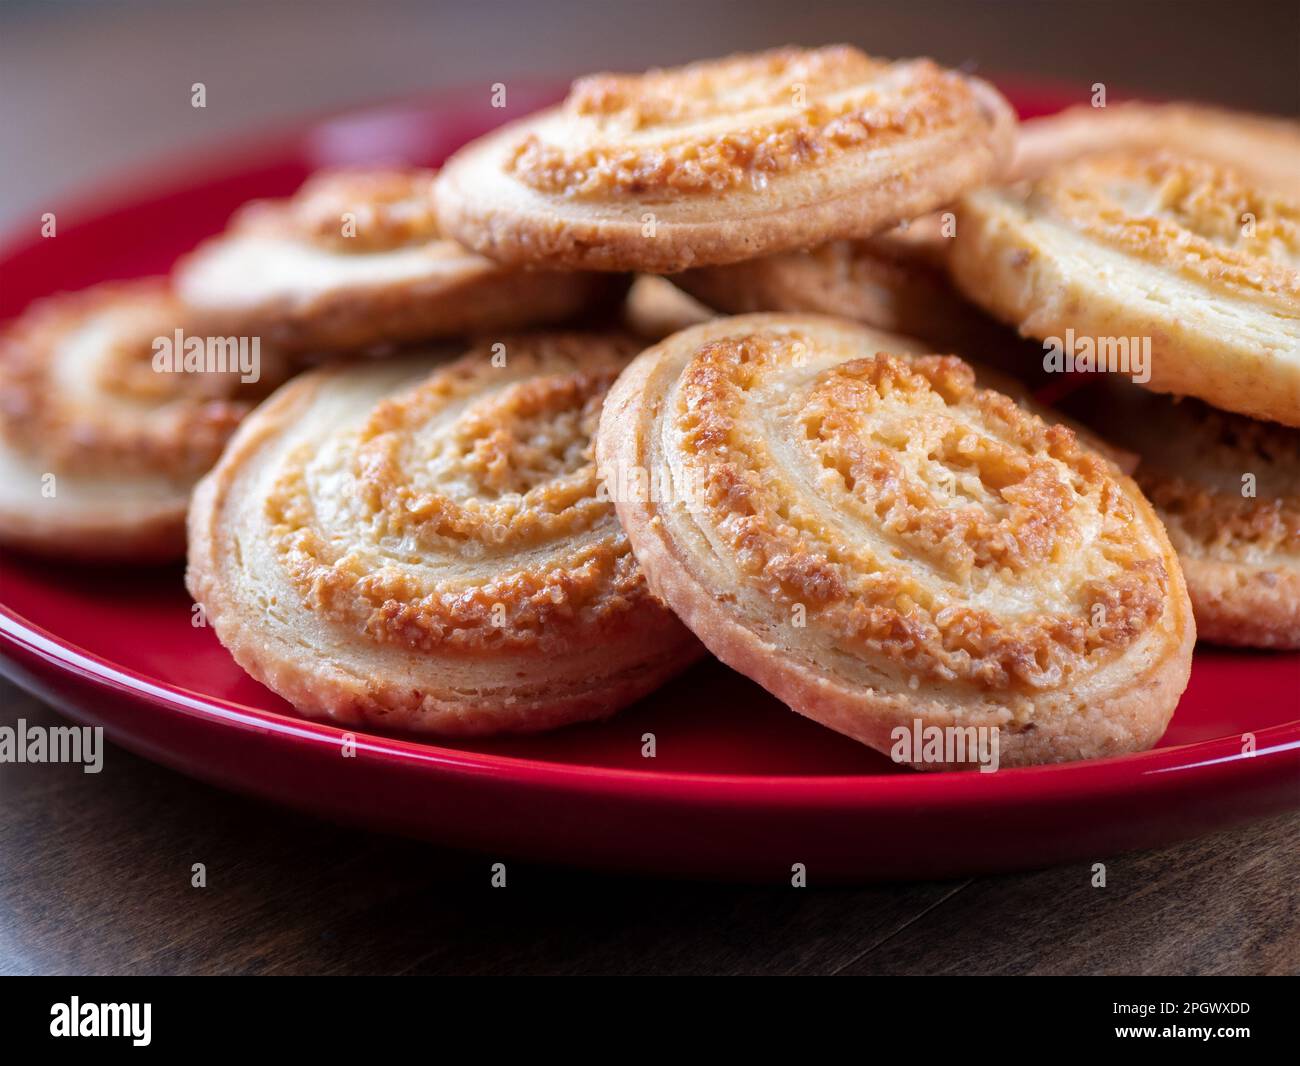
<box><xmin>0</xmin><ymin>281</ymin><xmax>290</xmax><ymax>560</ymax></box>
<box><xmin>187</xmin><ymin>332</ymin><xmax>702</xmax><ymax>734</ymax></box>
<box><xmin>950</xmin><ymin>151</ymin><xmax>1300</xmax><ymax>427</ymax></box>
<box><xmin>596</xmin><ymin>314</ymin><xmax>1194</xmax><ymax>769</ymax></box>
<box><xmin>1063</xmin><ymin>381</ymin><xmax>1299</xmax><ymax>649</ymax></box>
<box><xmin>435</xmin><ymin>46</ymin><xmax>1016</xmax><ymax>273</ymax></box>
<box><xmin>176</xmin><ymin>168</ymin><xmax>623</xmax><ymax>353</ymax></box>
<box><xmin>1012</xmin><ymin>101</ymin><xmax>1300</xmax><ymax>192</ymax></box>
<box><xmin>670</xmin><ymin>219</ymin><xmax>1003</xmax><ymax>352</ymax></box>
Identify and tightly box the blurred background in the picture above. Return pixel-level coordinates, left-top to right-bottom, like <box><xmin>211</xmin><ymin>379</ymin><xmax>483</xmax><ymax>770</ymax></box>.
<box><xmin>2</xmin><ymin>0</ymin><xmax>1297</xmax><ymax>235</ymax></box>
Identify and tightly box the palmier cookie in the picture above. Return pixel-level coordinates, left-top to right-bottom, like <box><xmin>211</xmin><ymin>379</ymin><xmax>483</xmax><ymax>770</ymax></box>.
<box><xmin>1063</xmin><ymin>382</ymin><xmax>1299</xmax><ymax>649</ymax></box>
<box><xmin>1012</xmin><ymin>102</ymin><xmax>1300</xmax><ymax>191</ymax></box>
<box><xmin>628</xmin><ymin>275</ymin><xmax>1129</xmax><ymax>468</ymax></box>
<box><xmin>950</xmin><ymin>151</ymin><xmax>1300</xmax><ymax>427</ymax></box>
<box><xmin>186</xmin><ymin>333</ymin><xmax>703</xmax><ymax>735</ymax></box>
<box><xmin>434</xmin><ymin>45</ymin><xmax>1016</xmax><ymax>273</ymax></box>
<box><xmin>596</xmin><ymin>314</ymin><xmax>1194</xmax><ymax>769</ymax></box>
<box><xmin>175</xmin><ymin>168</ymin><xmax>623</xmax><ymax>353</ymax></box>
<box><xmin>671</xmin><ymin>222</ymin><xmax>1004</xmax><ymax>352</ymax></box>
<box><xmin>0</xmin><ymin>281</ymin><xmax>290</xmax><ymax>560</ymax></box>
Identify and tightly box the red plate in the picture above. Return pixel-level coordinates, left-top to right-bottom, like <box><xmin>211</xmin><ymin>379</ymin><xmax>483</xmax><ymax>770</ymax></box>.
<box><xmin>1</xmin><ymin>83</ymin><xmax>1297</xmax><ymax>881</ymax></box>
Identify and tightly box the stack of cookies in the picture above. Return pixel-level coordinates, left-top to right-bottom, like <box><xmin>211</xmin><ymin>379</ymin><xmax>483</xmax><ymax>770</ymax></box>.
<box><xmin>3</xmin><ymin>46</ymin><xmax>1295</xmax><ymax>770</ymax></box>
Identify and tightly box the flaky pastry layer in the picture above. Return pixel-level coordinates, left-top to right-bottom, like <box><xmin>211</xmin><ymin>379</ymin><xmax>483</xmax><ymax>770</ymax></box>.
<box><xmin>950</xmin><ymin>150</ymin><xmax>1300</xmax><ymax>426</ymax></box>
<box><xmin>597</xmin><ymin>314</ymin><xmax>1194</xmax><ymax>768</ymax></box>
<box><xmin>434</xmin><ymin>46</ymin><xmax>1016</xmax><ymax>272</ymax></box>
<box><xmin>0</xmin><ymin>280</ymin><xmax>289</xmax><ymax>559</ymax></box>
<box><xmin>1063</xmin><ymin>382</ymin><xmax>1300</xmax><ymax>648</ymax></box>
<box><xmin>176</xmin><ymin>168</ymin><xmax>623</xmax><ymax>352</ymax></box>
<box><xmin>1011</xmin><ymin>101</ymin><xmax>1300</xmax><ymax>192</ymax></box>
<box><xmin>186</xmin><ymin>333</ymin><xmax>702</xmax><ymax>734</ymax></box>
<box><xmin>671</xmin><ymin>221</ymin><xmax>1008</xmax><ymax>352</ymax></box>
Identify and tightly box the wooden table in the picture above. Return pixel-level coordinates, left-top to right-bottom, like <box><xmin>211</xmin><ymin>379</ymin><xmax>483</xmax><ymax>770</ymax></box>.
<box><xmin>2</xmin><ymin>682</ymin><xmax>1295</xmax><ymax>976</ymax></box>
<box><xmin>1</xmin><ymin>0</ymin><xmax>1297</xmax><ymax>978</ymax></box>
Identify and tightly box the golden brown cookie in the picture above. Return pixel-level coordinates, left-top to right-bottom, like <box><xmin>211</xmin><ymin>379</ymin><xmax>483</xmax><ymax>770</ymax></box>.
<box><xmin>670</xmin><ymin>220</ymin><xmax>1006</xmax><ymax>352</ymax></box>
<box><xmin>175</xmin><ymin>168</ymin><xmax>623</xmax><ymax>353</ymax></box>
<box><xmin>596</xmin><ymin>314</ymin><xmax>1194</xmax><ymax>769</ymax></box>
<box><xmin>1012</xmin><ymin>101</ymin><xmax>1300</xmax><ymax>191</ymax></box>
<box><xmin>0</xmin><ymin>281</ymin><xmax>290</xmax><ymax>560</ymax></box>
<box><xmin>1061</xmin><ymin>381</ymin><xmax>1300</xmax><ymax>648</ymax></box>
<box><xmin>950</xmin><ymin>151</ymin><xmax>1300</xmax><ymax>427</ymax></box>
<box><xmin>186</xmin><ymin>333</ymin><xmax>703</xmax><ymax>735</ymax></box>
<box><xmin>434</xmin><ymin>46</ymin><xmax>1016</xmax><ymax>273</ymax></box>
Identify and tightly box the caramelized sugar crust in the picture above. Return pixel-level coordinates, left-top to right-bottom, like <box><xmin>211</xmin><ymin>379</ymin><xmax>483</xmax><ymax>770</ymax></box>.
<box><xmin>236</xmin><ymin>168</ymin><xmax>443</xmax><ymax>253</ymax></box>
<box><xmin>670</xmin><ymin>222</ymin><xmax>1007</xmax><ymax>352</ymax></box>
<box><xmin>0</xmin><ymin>282</ymin><xmax>282</xmax><ymax>479</ymax></box>
<box><xmin>176</xmin><ymin>167</ymin><xmax>625</xmax><ymax>351</ymax></box>
<box><xmin>1136</xmin><ymin>403</ymin><xmax>1300</xmax><ymax>562</ymax></box>
<box><xmin>1060</xmin><ymin>381</ymin><xmax>1300</xmax><ymax>647</ymax></box>
<box><xmin>949</xmin><ymin>145</ymin><xmax>1300</xmax><ymax>429</ymax></box>
<box><xmin>262</xmin><ymin>334</ymin><xmax>673</xmax><ymax>655</ymax></box>
<box><xmin>670</xmin><ymin>332</ymin><xmax>1167</xmax><ymax>691</ymax></box>
<box><xmin>508</xmin><ymin>46</ymin><xmax>1000</xmax><ymax>198</ymax></box>
<box><xmin>1031</xmin><ymin>153</ymin><xmax>1300</xmax><ymax>311</ymax></box>
<box><xmin>1011</xmin><ymin>102</ymin><xmax>1300</xmax><ymax>193</ymax></box>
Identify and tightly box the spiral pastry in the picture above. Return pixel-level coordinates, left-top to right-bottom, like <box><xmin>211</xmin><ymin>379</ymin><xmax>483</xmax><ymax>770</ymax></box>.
<box><xmin>1063</xmin><ymin>381</ymin><xmax>1300</xmax><ymax>649</ymax></box>
<box><xmin>434</xmin><ymin>45</ymin><xmax>1016</xmax><ymax>273</ymax></box>
<box><xmin>671</xmin><ymin>220</ymin><xmax>1005</xmax><ymax>353</ymax></box>
<box><xmin>1011</xmin><ymin>102</ymin><xmax>1300</xmax><ymax>191</ymax></box>
<box><xmin>186</xmin><ymin>333</ymin><xmax>702</xmax><ymax>734</ymax></box>
<box><xmin>0</xmin><ymin>281</ymin><xmax>289</xmax><ymax>560</ymax></box>
<box><xmin>596</xmin><ymin>314</ymin><xmax>1194</xmax><ymax>769</ymax></box>
<box><xmin>950</xmin><ymin>150</ymin><xmax>1300</xmax><ymax>427</ymax></box>
<box><xmin>176</xmin><ymin>168</ymin><xmax>623</xmax><ymax>353</ymax></box>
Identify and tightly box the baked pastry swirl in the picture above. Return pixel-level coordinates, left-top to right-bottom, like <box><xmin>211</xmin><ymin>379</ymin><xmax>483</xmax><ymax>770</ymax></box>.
<box><xmin>0</xmin><ymin>281</ymin><xmax>289</xmax><ymax>560</ymax></box>
<box><xmin>175</xmin><ymin>168</ymin><xmax>622</xmax><ymax>353</ymax></box>
<box><xmin>950</xmin><ymin>150</ymin><xmax>1300</xmax><ymax>427</ymax></box>
<box><xmin>596</xmin><ymin>314</ymin><xmax>1194</xmax><ymax>769</ymax></box>
<box><xmin>1012</xmin><ymin>101</ymin><xmax>1300</xmax><ymax>191</ymax></box>
<box><xmin>187</xmin><ymin>332</ymin><xmax>702</xmax><ymax>734</ymax></box>
<box><xmin>1062</xmin><ymin>381</ymin><xmax>1300</xmax><ymax>648</ymax></box>
<box><xmin>434</xmin><ymin>45</ymin><xmax>1016</xmax><ymax>272</ymax></box>
<box><xmin>670</xmin><ymin>221</ymin><xmax>1005</xmax><ymax>352</ymax></box>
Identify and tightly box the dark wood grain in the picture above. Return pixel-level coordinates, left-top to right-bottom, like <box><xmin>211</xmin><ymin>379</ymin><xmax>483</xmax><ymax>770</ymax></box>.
<box><xmin>2</xmin><ymin>681</ymin><xmax>1295</xmax><ymax>976</ymax></box>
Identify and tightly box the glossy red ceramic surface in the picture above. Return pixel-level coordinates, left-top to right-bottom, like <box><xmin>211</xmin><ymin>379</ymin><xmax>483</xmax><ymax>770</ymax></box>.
<box><xmin>1</xmin><ymin>83</ymin><xmax>1296</xmax><ymax>880</ymax></box>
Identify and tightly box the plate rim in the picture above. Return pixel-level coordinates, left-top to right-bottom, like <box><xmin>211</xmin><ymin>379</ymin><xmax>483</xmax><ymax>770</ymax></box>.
<box><xmin>4</xmin><ymin>601</ymin><xmax>1297</xmax><ymax>806</ymax></box>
